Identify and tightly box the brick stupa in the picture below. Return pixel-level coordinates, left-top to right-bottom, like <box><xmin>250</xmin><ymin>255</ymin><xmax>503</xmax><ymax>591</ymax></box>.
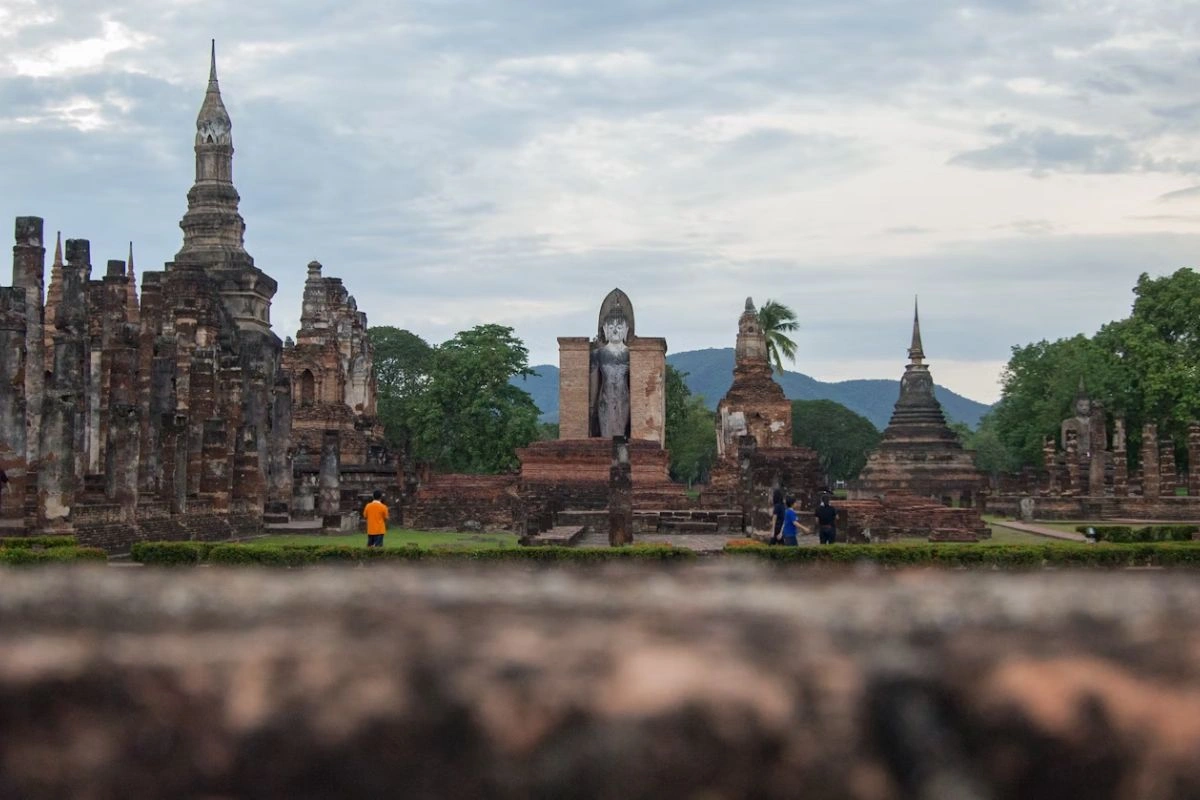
<box><xmin>849</xmin><ymin>301</ymin><xmax>985</xmax><ymax>505</ymax></box>
<box><xmin>716</xmin><ymin>298</ymin><xmax>793</xmax><ymax>457</ymax></box>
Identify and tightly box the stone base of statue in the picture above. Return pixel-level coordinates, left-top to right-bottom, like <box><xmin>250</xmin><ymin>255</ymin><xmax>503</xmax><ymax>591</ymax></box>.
<box><xmin>517</xmin><ymin>439</ymin><xmax>670</xmax><ymax>487</ymax></box>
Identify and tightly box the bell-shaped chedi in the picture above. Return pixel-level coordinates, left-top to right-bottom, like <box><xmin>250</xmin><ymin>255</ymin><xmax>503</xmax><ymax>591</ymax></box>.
<box><xmin>716</xmin><ymin>297</ymin><xmax>792</xmax><ymax>458</ymax></box>
<box><xmin>849</xmin><ymin>299</ymin><xmax>985</xmax><ymax>505</ymax></box>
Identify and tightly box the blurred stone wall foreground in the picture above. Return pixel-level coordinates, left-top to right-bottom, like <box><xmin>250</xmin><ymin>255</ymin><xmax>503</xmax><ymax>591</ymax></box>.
<box><xmin>1</xmin><ymin>565</ymin><xmax>1199</xmax><ymax>799</ymax></box>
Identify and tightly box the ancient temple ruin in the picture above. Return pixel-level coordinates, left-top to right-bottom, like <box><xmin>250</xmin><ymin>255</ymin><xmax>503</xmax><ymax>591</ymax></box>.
<box><xmin>0</xmin><ymin>45</ymin><xmax>389</xmax><ymax>549</ymax></box>
<box><xmin>850</xmin><ymin>301</ymin><xmax>986</xmax><ymax>505</ymax></box>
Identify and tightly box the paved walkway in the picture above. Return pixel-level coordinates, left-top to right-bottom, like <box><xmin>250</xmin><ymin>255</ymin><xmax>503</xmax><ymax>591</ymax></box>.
<box><xmin>990</xmin><ymin>520</ymin><xmax>1087</xmax><ymax>542</ymax></box>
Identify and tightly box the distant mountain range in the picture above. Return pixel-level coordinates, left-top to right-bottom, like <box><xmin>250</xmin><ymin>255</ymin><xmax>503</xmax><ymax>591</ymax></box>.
<box><xmin>515</xmin><ymin>348</ymin><xmax>992</xmax><ymax>431</ymax></box>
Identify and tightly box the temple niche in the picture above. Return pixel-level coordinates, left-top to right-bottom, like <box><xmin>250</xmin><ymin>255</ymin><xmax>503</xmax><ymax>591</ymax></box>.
<box><xmin>850</xmin><ymin>301</ymin><xmax>986</xmax><ymax>506</ymax></box>
<box><xmin>516</xmin><ymin>288</ymin><xmax>670</xmax><ymax>490</ymax></box>
<box><xmin>559</xmin><ymin>288</ymin><xmax>666</xmax><ymax>445</ymax></box>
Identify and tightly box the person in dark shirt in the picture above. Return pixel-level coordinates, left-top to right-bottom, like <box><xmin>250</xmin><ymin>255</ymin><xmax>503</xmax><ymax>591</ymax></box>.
<box><xmin>0</xmin><ymin>468</ymin><xmax>7</xmax><ymax>511</ymax></box>
<box><xmin>814</xmin><ymin>494</ymin><xmax>838</xmax><ymax>545</ymax></box>
<box><xmin>769</xmin><ymin>487</ymin><xmax>785</xmax><ymax>544</ymax></box>
<box><xmin>781</xmin><ymin>497</ymin><xmax>799</xmax><ymax>546</ymax></box>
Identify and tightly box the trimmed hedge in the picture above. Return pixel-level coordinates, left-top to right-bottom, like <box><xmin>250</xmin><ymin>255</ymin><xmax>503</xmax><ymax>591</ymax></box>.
<box><xmin>135</xmin><ymin>542</ymin><xmax>697</xmax><ymax>566</ymax></box>
<box><xmin>725</xmin><ymin>541</ymin><xmax>1200</xmax><ymax>567</ymax></box>
<box><xmin>129</xmin><ymin>542</ymin><xmax>218</xmax><ymax>566</ymax></box>
<box><xmin>0</xmin><ymin>535</ymin><xmax>79</xmax><ymax>550</ymax></box>
<box><xmin>0</xmin><ymin>546</ymin><xmax>107</xmax><ymax>565</ymax></box>
<box><xmin>1074</xmin><ymin>525</ymin><xmax>1198</xmax><ymax>543</ymax></box>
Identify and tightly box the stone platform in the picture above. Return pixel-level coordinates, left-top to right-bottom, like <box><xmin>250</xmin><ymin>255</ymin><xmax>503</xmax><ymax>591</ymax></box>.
<box><xmin>517</xmin><ymin>438</ymin><xmax>671</xmax><ymax>485</ymax></box>
<box><xmin>1</xmin><ymin>567</ymin><xmax>1198</xmax><ymax>798</ymax></box>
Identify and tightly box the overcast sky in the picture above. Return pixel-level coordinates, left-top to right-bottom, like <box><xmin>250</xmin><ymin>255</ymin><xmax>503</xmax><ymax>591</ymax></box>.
<box><xmin>4</xmin><ymin>0</ymin><xmax>1200</xmax><ymax>403</ymax></box>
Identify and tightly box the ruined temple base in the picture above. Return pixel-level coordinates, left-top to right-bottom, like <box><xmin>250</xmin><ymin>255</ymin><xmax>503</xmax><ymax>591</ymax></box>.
<box><xmin>988</xmin><ymin>493</ymin><xmax>1200</xmax><ymax>522</ymax></box>
<box><xmin>838</xmin><ymin>494</ymin><xmax>991</xmax><ymax>542</ymax></box>
<box><xmin>517</xmin><ymin>438</ymin><xmax>671</xmax><ymax>485</ymax></box>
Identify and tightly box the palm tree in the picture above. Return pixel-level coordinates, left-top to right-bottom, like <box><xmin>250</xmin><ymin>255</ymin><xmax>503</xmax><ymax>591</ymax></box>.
<box><xmin>757</xmin><ymin>299</ymin><xmax>799</xmax><ymax>374</ymax></box>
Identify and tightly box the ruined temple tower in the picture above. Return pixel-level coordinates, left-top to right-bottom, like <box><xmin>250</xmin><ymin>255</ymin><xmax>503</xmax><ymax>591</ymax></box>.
<box><xmin>716</xmin><ymin>297</ymin><xmax>793</xmax><ymax>458</ymax></box>
<box><xmin>849</xmin><ymin>300</ymin><xmax>985</xmax><ymax>505</ymax></box>
<box><xmin>137</xmin><ymin>41</ymin><xmax>287</xmax><ymax>519</ymax></box>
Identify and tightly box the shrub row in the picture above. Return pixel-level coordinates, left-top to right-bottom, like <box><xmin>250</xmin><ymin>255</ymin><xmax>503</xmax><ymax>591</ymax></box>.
<box><xmin>129</xmin><ymin>542</ymin><xmax>218</xmax><ymax>566</ymax></box>
<box><xmin>0</xmin><ymin>546</ymin><xmax>107</xmax><ymax>565</ymax></box>
<box><xmin>1073</xmin><ymin>525</ymin><xmax>1198</xmax><ymax>543</ymax></box>
<box><xmin>0</xmin><ymin>535</ymin><xmax>79</xmax><ymax>550</ymax></box>
<box><xmin>724</xmin><ymin>540</ymin><xmax>1200</xmax><ymax>567</ymax></box>
<box><xmin>132</xmin><ymin>541</ymin><xmax>697</xmax><ymax>566</ymax></box>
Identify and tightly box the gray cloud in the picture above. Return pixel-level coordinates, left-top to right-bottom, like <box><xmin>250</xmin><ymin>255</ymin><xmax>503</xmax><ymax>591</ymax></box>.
<box><xmin>2</xmin><ymin>0</ymin><xmax>1200</xmax><ymax>403</ymax></box>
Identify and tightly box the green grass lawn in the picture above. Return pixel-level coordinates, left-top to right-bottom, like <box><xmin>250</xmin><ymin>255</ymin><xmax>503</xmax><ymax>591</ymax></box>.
<box><xmin>260</xmin><ymin>530</ymin><xmax>519</xmax><ymax>550</ymax></box>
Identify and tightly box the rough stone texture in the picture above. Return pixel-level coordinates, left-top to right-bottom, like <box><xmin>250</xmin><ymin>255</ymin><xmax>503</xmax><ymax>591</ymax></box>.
<box><xmin>1159</xmin><ymin>441</ymin><xmax>1177</xmax><ymax>498</ymax></box>
<box><xmin>839</xmin><ymin>495</ymin><xmax>990</xmax><ymax>541</ymax></box>
<box><xmin>1141</xmin><ymin>423</ymin><xmax>1160</xmax><ymax>498</ymax></box>
<box><xmin>851</xmin><ymin>303</ymin><xmax>985</xmax><ymax>505</ymax></box>
<box><xmin>2</xmin><ymin>567</ymin><xmax>1200</xmax><ymax>800</ymax></box>
<box><xmin>608</xmin><ymin>437</ymin><xmax>633</xmax><ymax>545</ymax></box>
<box><xmin>628</xmin><ymin>337</ymin><xmax>667</xmax><ymax>444</ymax></box>
<box><xmin>716</xmin><ymin>297</ymin><xmax>792</xmax><ymax>457</ymax></box>
<box><xmin>0</xmin><ymin>285</ymin><xmax>26</xmax><ymax>519</ymax></box>
<box><xmin>12</xmin><ymin>217</ymin><xmax>45</xmax><ymax>493</ymax></box>
<box><xmin>318</xmin><ymin>429</ymin><xmax>342</xmax><ymax>532</ymax></box>
<box><xmin>405</xmin><ymin>474</ymin><xmax>518</xmax><ymax>530</ymax></box>
<box><xmin>556</xmin><ymin>337</ymin><xmax>592</xmax><ymax>440</ymax></box>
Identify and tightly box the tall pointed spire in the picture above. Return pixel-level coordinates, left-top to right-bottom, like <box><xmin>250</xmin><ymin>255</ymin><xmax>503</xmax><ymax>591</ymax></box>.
<box><xmin>125</xmin><ymin>241</ymin><xmax>140</xmax><ymax>322</ymax></box>
<box><xmin>195</xmin><ymin>39</ymin><xmax>231</xmax><ymax>148</ymax></box>
<box><xmin>44</xmin><ymin>231</ymin><xmax>63</xmax><ymax>371</ymax></box>
<box><xmin>908</xmin><ymin>296</ymin><xmax>925</xmax><ymax>365</ymax></box>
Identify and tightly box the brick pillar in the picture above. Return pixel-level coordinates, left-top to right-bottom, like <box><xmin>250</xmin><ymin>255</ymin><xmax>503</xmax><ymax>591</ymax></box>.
<box><xmin>557</xmin><ymin>337</ymin><xmax>591</xmax><ymax>439</ymax></box>
<box><xmin>1043</xmin><ymin>437</ymin><xmax>1059</xmax><ymax>495</ymax></box>
<box><xmin>608</xmin><ymin>436</ymin><xmax>633</xmax><ymax>546</ymax></box>
<box><xmin>1159</xmin><ymin>441</ymin><xmax>1177</xmax><ymax>498</ymax></box>
<box><xmin>264</xmin><ymin>372</ymin><xmax>293</xmax><ymax>522</ymax></box>
<box><xmin>104</xmin><ymin>325</ymin><xmax>140</xmax><ymax>520</ymax></box>
<box><xmin>629</xmin><ymin>337</ymin><xmax>667</xmax><ymax>444</ymax></box>
<box><xmin>737</xmin><ymin>435</ymin><xmax>758</xmax><ymax>535</ymax></box>
<box><xmin>37</xmin><ymin>239</ymin><xmax>88</xmax><ymax>533</ymax></box>
<box><xmin>1112</xmin><ymin>419</ymin><xmax>1128</xmax><ymax>497</ymax></box>
<box><xmin>319</xmin><ymin>430</ymin><xmax>341</xmax><ymax>532</ymax></box>
<box><xmin>1188</xmin><ymin>423</ymin><xmax>1200</xmax><ymax>497</ymax></box>
<box><xmin>159</xmin><ymin>414</ymin><xmax>188</xmax><ymax>514</ymax></box>
<box><xmin>1141</xmin><ymin>424</ymin><xmax>1159</xmax><ymax>498</ymax></box>
<box><xmin>232</xmin><ymin>425</ymin><xmax>265</xmax><ymax>516</ymax></box>
<box><xmin>201</xmin><ymin>419</ymin><xmax>230</xmax><ymax>511</ymax></box>
<box><xmin>1064</xmin><ymin>430</ymin><xmax>1080</xmax><ymax>496</ymax></box>
<box><xmin>0</xmin><ymin>287</ymin><xmax>27</xmax><ymax>519</ymax></box>
<box><xmin>137</xmin><ymin>274</ymin><xmax>166</xmax><ymax>495</ymax></box>
<box><xmin>12</xmin><ymin>217</ymin><xmax>45</xmax><ymax>480</ymax></box>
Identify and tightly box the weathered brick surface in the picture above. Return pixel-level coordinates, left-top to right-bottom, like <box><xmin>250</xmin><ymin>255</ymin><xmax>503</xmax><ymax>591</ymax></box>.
<box><xmin>2</xmin><ymin>568</ymin><xmax>1200</xmax><ymax>799</ymax></box>
<box><xmin>557</xmin><ymin>337</ymin><xmax>591</xmax><ymax>440</ymax></box>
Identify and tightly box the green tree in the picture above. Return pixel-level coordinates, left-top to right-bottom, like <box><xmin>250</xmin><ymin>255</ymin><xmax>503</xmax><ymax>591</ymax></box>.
<box><xmin>408</xmin><ymin>324</ymin><xmax>540</xmax><ymax>473</ymax></box>
<box><xmin>757</xmin><ymin>299</ymin><xmax>799</xmax><ymax>374</ymax></box>
<box><xmin>664</xmin><ymin>365</ymin><xmax>717</xmax><ymax>485</ymax></box>
<box><xmin>791</xmin><ymin>399</ymin><xmax>881</xmax><ymax>482</ymax></box>
<box><xmin>368</xmin><ymin>326</ymin><xmax>434</xmax><ymax>448</ymax></box>
<box><xmin>969</xmin><ymin>414</ymin><xmax>1023</xmax><ymax>478</ymax></box>
<box><xmin>536</xmin><ymin>422</ymin><xmax>559</xmax><ymax>441</ymax></box>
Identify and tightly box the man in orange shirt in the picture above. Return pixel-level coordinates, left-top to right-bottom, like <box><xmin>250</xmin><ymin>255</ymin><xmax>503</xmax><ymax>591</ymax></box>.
<box><xmin>362</xmin><ymin>490</ymin><xmax>389</xmax><ymax>548</ymax></box>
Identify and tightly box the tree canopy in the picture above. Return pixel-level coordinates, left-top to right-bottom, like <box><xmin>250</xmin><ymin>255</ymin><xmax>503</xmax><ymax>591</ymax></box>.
<box><xmin>791</xmin><ymin>399</ymin><xmax>880</xmax><ymax>482</ymax></box>
<box><xmin>370</xmin><ymin>324</ymin><xmax>541</xmax><ymax>474</ymax></box>
<box><xmin>664</xmin><ymin>365</ymin><xmax>717</xmax><ymax>485</ymax></box>
<box><xmin>757</xmin><ymin>299</ymin><xmax>798</xmax><ymax>374</ymax></box>
<box><xmin>990</xmin><ymin>268</ymin><xmax>1200</xmax><ymax>470</ymax></box>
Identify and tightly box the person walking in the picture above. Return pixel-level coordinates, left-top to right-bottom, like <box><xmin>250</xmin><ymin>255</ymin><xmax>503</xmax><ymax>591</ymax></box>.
<box><xmin>780</xmin><ymin>497</ymin><xmax>799</xmax><ymax>546</ymax></box>
<box><xmin>362</xmin><ymin>490</ymin><xmax>389</xmax><ymax>548</ymax></box>
<box><xmin>814</xmin><ymin>494</ymin><xmax>838</xmax><ymax>545</ymax></box>
<box><xmin>769</xmin><ymin>487</ymin><xmax>785</xmax><ymax>545</ymax></box>
<box><xmin>0</xmin><ymin>468</ymin><xmax>8</xmax><ymax>514</ymax></box>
